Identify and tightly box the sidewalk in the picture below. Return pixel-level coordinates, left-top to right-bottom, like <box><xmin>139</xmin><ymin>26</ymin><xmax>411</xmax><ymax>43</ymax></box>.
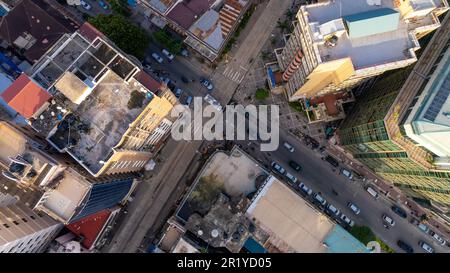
<box><xmin>325</xmin><ymin>137</ymin><xmax>450</xmax><ymax>239</ymax></box>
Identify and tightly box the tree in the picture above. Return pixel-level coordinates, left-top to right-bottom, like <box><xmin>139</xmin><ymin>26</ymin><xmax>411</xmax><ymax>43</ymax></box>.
<box><xmin>127</xmin><ymin>90</ymin><xmax>145</xmax><ymax>109</ymax></box>
<box><xmin>110</xmin><ymin>0</ymin><xmax>132</xmax><ymax>17</ymax></box>
<box><xmin>152</xmin><ymin>29</ymin><xmax>182</xmax><ymax>54</ymax></box>
<box><xmin>255</xmin><ymin>88</ymin><xmax>269</xmax><ymax>100</ymax></box>
<box><xmin>89</xmin><ymin>14</ymin><xmax>149</xmax><ymax>60</ymax></box>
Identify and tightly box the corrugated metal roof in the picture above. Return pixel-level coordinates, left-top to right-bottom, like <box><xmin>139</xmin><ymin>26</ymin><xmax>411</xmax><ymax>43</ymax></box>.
<box><xmin>343</xmin><ymin>8</ymin><xmax>399</xmax><ymax>38</ymax></box>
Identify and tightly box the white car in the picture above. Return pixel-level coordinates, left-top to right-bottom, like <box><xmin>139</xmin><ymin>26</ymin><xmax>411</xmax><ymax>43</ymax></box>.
<box><xmin>80</xmin><ymin>0</ymin><xmax>92</xmax><ymax>10</ymax></box>
<box><xmin>347</xmin><ymin>202</ymin><xmax>361</xmax><ymax>215</ymax></box>
<box><xmin>313</xmin><ymin>193</ymin><xmax>327</xmax><ymax>206</ymax></box>
<box><xmin>151</xmin><ymin>52</ymin><xmax>164</xmax><ymax>63</ymax></box>
<box><xmin>285</xmin><ymin>172</ymin><xmax>297</xmax><ymax>184</ymax></box>
<box><xmin>419</xmin><ymin>241</ymin><xmax>434</xmax><ymax>253</ymax></box>
<box><xmin>162</xmin><ymin>49</ymin><xmax>174</xmax><ymax>61</ymax></box>
<box><xmin>382</xmin><ymin>214</ymin><xmax>395</xmax><ymax>226</ymax></box>
<box><xmin>326</xmin><ymin>204</ymin><xmax>341</xmax><ymax>217</ymax></box>
<box><xmin>341</xmin><ymin>168</ymin><xmax>353</xmax><ymax>180</ymax></box>
<box><xmin>429</xmin><ymin>231</ymin><xmax>447</xmax><ymax>246</ymax></box>
<box><xmin>204</xmin><ymin>94</ymin><xmax>222</xmax><ymax>112</ymax></box>
<box><xmin>283</xmin><ymin>142</ymin><xmax>294</xmax><ymax>152</ymax></box>
<box><xmin>298</xmin><ymin>182</ymin><xmax>312</xmax><ymax>196</ymax></box>
<box><xmin>340</xmin><ymin>214</ymin><xmax>355</xmax><ymax>227</ymax></box>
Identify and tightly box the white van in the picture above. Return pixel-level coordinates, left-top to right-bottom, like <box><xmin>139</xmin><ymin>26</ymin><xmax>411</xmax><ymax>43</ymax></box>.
<box><xmin>366</xmin><ymin>186</ymin><xmax>379</xmax><ymax>199</ymax></box>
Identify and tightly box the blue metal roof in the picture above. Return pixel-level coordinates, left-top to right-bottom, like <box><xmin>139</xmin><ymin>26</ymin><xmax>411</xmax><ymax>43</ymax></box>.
<box><xmin>323</xmin><ymin>225</ymin><xmax>371</xmax><ymax>253</ymax></box>
<box><xmin>267</xmin><ymin>67</ymin><xmax>276</xmax><ymax>88</ymax></box>
<box><xmin>343</xmin><ymin>8</ymin><xmax>399</xmax><ymax>38</ymax></box>
<box><xmin>243</xmin><ymin>237</ymin><xmax>267</xmax><ymax>253</ymax></box>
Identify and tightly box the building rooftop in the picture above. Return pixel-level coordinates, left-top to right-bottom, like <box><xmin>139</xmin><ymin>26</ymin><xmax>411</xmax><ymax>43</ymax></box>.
<box><xmin>0</xmin><ymin>0</ymin><xmax>78</xmax><ymax>63</ymax></box>
<box><xmin>1</xmin><ymin>74</ymin><xmax>51</xmax><ymax>119</ymax></box>
<box><xmin>246</xmin><ymin>177</ymin><xmax>370</xmax><ymax>253</ymax></box>
<box><xmin>147</xmin><ymin>0</ymin><xmax>177</xmax><ymax>14</ymax></box>
<box><xmin>167</xmin><ymin>0</ymin><xmax>217</xmax><ymax>29</ymax></box>
<box><xmin>304</xmin><ymin>0</ymin><xmax>422</xmax><ymax>70</ymax></box>
<box><xmin>66</xmin><ymin>208</ymin><xmax>112</xmax><ymax>249</ymax></box>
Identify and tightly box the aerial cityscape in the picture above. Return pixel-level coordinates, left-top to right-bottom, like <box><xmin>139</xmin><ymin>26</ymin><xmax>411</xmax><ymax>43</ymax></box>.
<box><xmin>0</xmin><ymin>0</ymin><xmax>449</xmax><ymax>258</ymax></box>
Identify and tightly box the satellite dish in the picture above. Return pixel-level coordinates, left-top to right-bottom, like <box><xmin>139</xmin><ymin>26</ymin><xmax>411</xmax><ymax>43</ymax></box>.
<box><xmin>211</xmin><ymin>229</ymin><xmax>219</xmax><ymax>238</ymax></box>
<box><xmin>198</xmin><ymin>230</ymin><xmax>203</xmax><ymax>236</ymax></box>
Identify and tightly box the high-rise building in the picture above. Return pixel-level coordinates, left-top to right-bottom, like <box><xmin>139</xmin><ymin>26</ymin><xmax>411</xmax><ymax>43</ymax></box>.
<box><xmin>338</xmin><ymin>12</ymin><xmax>450</xmax><ymax>219</ymax></box>
<box><xmin>271</xmin><ymin>0</ymin><xmax>448</xmax><ymax>123</ymax></box>
<box><xmin>0</xmin><ymin>202</ymin><xmax>62</xmax><ymax>253</ymax></box>
<box><xmin>1</xmin><ymin>22</ymin><xmax>177</xmax><ymax>177</ymax></box>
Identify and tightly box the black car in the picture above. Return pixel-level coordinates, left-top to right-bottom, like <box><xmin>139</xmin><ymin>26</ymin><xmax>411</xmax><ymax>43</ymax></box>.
<box><xmin>325</xmin><ymin>155</ymin><xmax>339</xmax><ymax>167</ymax></box>
<box><xmin>397</xmin><ymin>240</ymin><xmax>414</xmax><ymax>253</ymax></box>
<box><xmin>181</xmin><ymin>76</ymin><xmax>189</xmax><ymax>83</ymax></box>
<box><xmin>289</xmin><ymin>161</ymin><xmax>302</xmax><ymax>172</ymax></box>
<box><xmin>391</xmin><ymin>205</ymin><xmax>407</xmax><ymax>218</ymax></box>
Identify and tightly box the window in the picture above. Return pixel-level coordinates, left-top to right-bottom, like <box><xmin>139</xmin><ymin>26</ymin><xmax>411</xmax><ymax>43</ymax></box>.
<box><xmin>22</xmin><ymin>218</ymin><xmax>28</xmax><ymax>223</ymax></box>
<box><xmin>30</xmin><ymin>215</ymin><xmax>35</xmax><ymax>220</ymax></box>
<box><xmin>12</xmin><ymin>221</ymin><xmax>19</xmax><ymax>225</ymax></box>
<box><xmin>3</xmin><ymin>224</ymin><xmax>9</xmax><ymax>228</ymax></box>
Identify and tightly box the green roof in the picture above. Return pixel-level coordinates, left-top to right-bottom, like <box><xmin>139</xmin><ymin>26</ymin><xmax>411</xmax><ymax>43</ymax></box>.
<box><xmin>343</xmin><ymin>8</ymin><xmax>400</xmax><ymax>38</ymax></box>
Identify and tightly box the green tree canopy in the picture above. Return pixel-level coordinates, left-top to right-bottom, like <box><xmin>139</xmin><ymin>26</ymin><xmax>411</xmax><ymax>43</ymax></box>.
<box><xmin>89</xmin><ymin>14</ymin><xmax>149</xmax><ymax>60</ymax></box>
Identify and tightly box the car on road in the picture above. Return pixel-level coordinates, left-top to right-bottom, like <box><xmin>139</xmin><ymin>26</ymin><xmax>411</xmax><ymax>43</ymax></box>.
<box><xmin>200</xmin><ymin>78</ymin><xmax>214</xmax><ymax>90</ymax></box>
<box><xmin>283</xmin><ymin>142</ymin><xmax>294</xmax><ymax>152</ymax></box>
<box><xmin>340</xmin><ymin>168</ymin><xmax>353</xmax><ymax>180</ymax></box>
<box><xmin>325</xmin><ymin>155</ymin><xmax>339</xmax><ymax>167</ymax></box>
<box><xmin>347</xmin><ymin>202</ymin><xmax>361</xmax><ymax>215</ymax></box>
<box><xmin>326</xmin><ymin>204</ymin><xmax>341</xmax><ymax>217</ymax></box>
<box><xmin>397</xmin><ymin>240</ymin><xmax>414</xmax><ymax>253</ymax></box>
<box><xmin>313</xmin><ymin>193</ymin><xmax>327</xmax><ymax>206</ymax></box>
<box><xmin>80</xmin><ymin>0</ymin><xmax>92</xmax><ymax>10</ymax></box>
<box><xmin>174</xmin><ymin>88</ymin><xmax>183</xmax><ymax>98</ymax></box>
<box><xmin>298</xmin><ymin>182</ymin><xmax>313</xmax><ymax>196</ymax></box>
<box><xmin>204</xmin><ymin>94</ymin><xmax>222</xmax><ymax>111</ymax></box>
<box><xmin>391</xmin><ymin>205</ymin><xmax>407</xmax><ymax>219</ymax></box>
<box><xmin>340</xmin><ymin>214</ymin><xmax>355</xmax><ymax>227</ymax></box>
<box><xmin>184</xmin><ymin>96</ymin><xmax>192</xmax><ymax>106</ymax></box>
<box><xmin>285</xmin><ymin>172</ymin><xmax>297</xmax><ymax>184</ymax></box>
<box><xmin>162</xmin><ymin>49</ymin><xmax>174</xmax><ymax>61</ymax></box>
<box><xmin>181</xmin><ymin>76</ymin><xmax>189</xmax><ymax>83</ymax></box>
<box><xmin>419</xmin><ymin>241</ymin><xmax>434</xmax><ymax>253</ymax></box>
<box><xmin>152</xmin><ymin>53</ymin><xmax>164</xmax><ymax>63</ymax></box>
<box><xmin>98</xmin><ymin>0</ymin><xmax>109</xmax><ymax>9</ymax></box>
<box><xmin>417</xmin><ymin>223</ymin><xmax>430</xmax><ymax>234</ymax></box>
<box><xmin>288</xmin><ymin>160</ymin><xmax>302</xmax><ymax>172</ymax></box>
<box><xmin>365</xmin><ymin>186</ymin><xmax>379</xmax><ymax>199</ymax></box>
<box><xmin>429</xmin><ymin>230</ymin><xmax>447</xmax><ymax>246</ymax></box>
<box><xmin>143</xmin><ymin>64</ymin><xmax>152</xmax><ymax>72</ymax></box>
<box><xmin>382</xmin><ymin>214</ymin><xmax>395</xmax><ymax>226</ymax></box>
<box><xmin>271</xmin><ymin>161</ymin><xmax>286</xmax><ymax>175</ymax></box>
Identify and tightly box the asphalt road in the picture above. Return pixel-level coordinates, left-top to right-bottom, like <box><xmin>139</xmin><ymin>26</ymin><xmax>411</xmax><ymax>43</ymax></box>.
<box><xmin>231</xmin><ymin>112</ymin><xmax>449</xmax><ymax>253</ymax></box>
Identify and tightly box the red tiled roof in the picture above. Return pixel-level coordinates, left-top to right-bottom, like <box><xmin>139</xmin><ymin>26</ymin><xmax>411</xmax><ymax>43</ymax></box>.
<box><xmin>1</xmin><ymin>74</ymin><xmax>51</xmax><ymax>119</ymax></box>
<box><xmin>66</xmin><ymin>209</ymin><xmax>112</xmax><ymax>250</ymax></box>
<box><xmin>134</xmin><ymin>70</ymin><xmax>161</xmax><ymax>92</ymax></box>
<box><xmin>77</xmin><ymin>22</ymin><xmax>105</xmax><ymax>42</ymax></box>
<box><xmin>167</xmin><ymin>0</ymin><xmax>215</xmax><ymax>29</ymax></box>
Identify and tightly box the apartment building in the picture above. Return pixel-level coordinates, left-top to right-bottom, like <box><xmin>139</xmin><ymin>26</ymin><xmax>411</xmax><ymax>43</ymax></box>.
<box><xmin>271</xmin><ymin>0</ymin><xmax>448</xmax><ymax>123</ymax></box>
<box><xmin>0</xmin><ymin>202</ymin><xmax>62</xmax><ymax>253</ymax></box>
<box><xmin>338</xmin><ymin>12</ymin><xmax>450</xmax><ymax>219</ymax></box>
<box><xmin>1</xmin><ymin>23</ymin><xmax>177</xmax><ymax>177</ymax></box>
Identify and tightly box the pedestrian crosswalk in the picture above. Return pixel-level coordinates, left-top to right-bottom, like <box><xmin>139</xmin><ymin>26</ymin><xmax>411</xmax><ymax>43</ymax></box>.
<box><xmin>222</xmin><ymin>65</ymin><xmax>248</xmax><ymax>83</ymax></box>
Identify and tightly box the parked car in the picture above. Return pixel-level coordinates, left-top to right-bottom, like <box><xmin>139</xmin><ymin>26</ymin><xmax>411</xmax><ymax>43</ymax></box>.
<box><xmin>283</xmin><ymin>142</ymin><xmax>294</xmax><ymax>152</ymax></box>
<box><xmin>365</xmin><ymin>186</ymin><xmax>379</xmax><ymax>199</ymax></box>
<box><xmin>181</xmin><ymin>48</ymin><xmax>189</xmax><ymax>57</ymax></box>
<box><xmin>397</xmin><ymin>240</ymin><xmax>414</xmax><ymax>253</ymax></box>
<box><xmin>419</xmin><ymin>241</ymin><xmax>434</xmax><ymax>253</ymax></box>
<box><xmin>80</xmin><ymin>0</ymin><xmax>92</xmax><ymax>10</ymax></box>
<box><xmin>181</xmin><ymin>76</ymin><xmax>189</xmax><ymax>83</ymax></box>
<box><xmin>98</xmin><ymin>0</ymin><xmax>109</xmax><ymax>9</ymax></box>
<box><xmin>340</xmin><ymin>214</ymin><xmax>355</xmax><ymax>227</ymax></box>
<box><xmin>347</xmin><ymin>202</ymin><xmax>361</xmax><ymax>215</ymax></box>
<box><xmin>313</xmin><ymin>193</ymin><xmax>327</xmax><ymax>206</ymax></box>
<box><xmin>162</xmin><ymin>49</ymin><xmax>174</xmax><ymax>61</ymax></box>
<box><xmin>285</xmin><ymin>172</ymin><xmax>297</xmax><ymax>184</ymax></box>
<box><xmin>429</xmin><ymin>230</ymin><xmax>447</xmax><ymax>246</ymax></box>
<box><xmin>325</xmin><ymin>155</ymin><xmax>339</xmax><ymax>167</ymax></box>
<box><xmin>152</xmin><ymin>52</ymin><xmax>164</xmax><ymax>63</ymax></box>
<box><xmin>143</xmin><ymin>64</ymin><xmax>152</xmax><ymax>72</ymax></box>
<box><xmin>382</xmin><ymin>214</ymin><xmax>395</xmax><ymax>226</ymax></box>
<box><xmin>288</xmin><ymin>160</ymin><xmax>302</xmax><ymax>172</ymax></box>
<box><xmin>200</xmin><ymin>78</ymin><xmax>214</xmax><ymax>90</ymax></box>
<box><xmin>417</xmin><ymin>223</ymin><xmax>430</xmax><ymax>234</ymax></box>
<box><xmin>326</xmin><ymin>204</ymin><xmax>341</xmax><ymax>217</ymax></box>
<box><xmin>391</xmin><ymin>205</ymin><xmax>407</xmax><ymax>219</ymax></box>
<box><xmin>204</xmin><ymin>94</ymin><xmax>222</xmax><ymax>112</ymax></box>
<box><xmin>174</xmin><ymin>88</ymin><xmax>183</xmax><ymax>98</ymax></box>
<box><xmin>298</xmin><ymin>182</ymin><xmax>313</xmax><ymax>196</ymax></box>
<box><xmin>340</xmin><ymin>168</ymin><xmax>353</xmax><ymax>180</ymax></box>
<box><xmin>184</xmin><ymin>96</ymin><xmax>193</xmax><ymax>106</ymax></box>
<box><xmin>271</xmin><ymin>161</ymin><xmax>286</xmax><ymax>175</ymax></box>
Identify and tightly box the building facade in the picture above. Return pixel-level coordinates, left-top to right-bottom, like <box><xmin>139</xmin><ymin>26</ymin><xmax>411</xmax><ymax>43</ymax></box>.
<box><xmin>0</xmin><ymin>203</ymin><xmax>62</xmax><ymax>253</ymax></box>
<box><xmin>338</xmin><ymin>12</ymin><xmax>450</xmax><ymax>219</ymax></box>
<box><xmin>273</xmin><ymin>0</ymin><xmax>448</xmax><ymax>123</ymax></box>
